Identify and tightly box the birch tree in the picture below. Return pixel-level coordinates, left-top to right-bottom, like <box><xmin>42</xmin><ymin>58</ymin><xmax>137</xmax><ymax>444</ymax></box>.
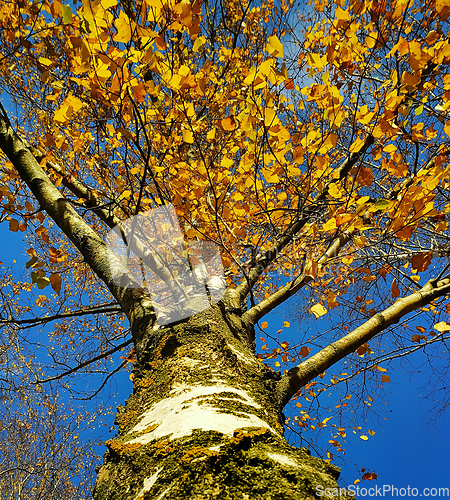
<box><xmin>0</xmin><ymin>0</ymin><xmax>450</xmax><ymax>497</ymax></box>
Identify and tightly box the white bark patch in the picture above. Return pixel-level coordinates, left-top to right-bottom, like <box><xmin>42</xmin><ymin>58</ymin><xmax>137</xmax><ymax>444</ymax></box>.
<box><xmin>226</xmin><ymin>344</ymin><xmax>257</xmax><ymax>365</ymax></box>
<box><xmin>134</xmin><ymin>467</ymin><xmax>162</xmax><ymax>500</ymax></box>
<box><xmin>267</xmin><ymin>452</ymin><xmax>300</xmax><ymax>469</ymax></box>
<box><xmin>127</xmin><ymin>384</ymin><xmax>279</xmax><ymax>444</ymax></box>
<box><xmin>155</xmin><ymin>486</ymin><xmax>172</xmax><ymax>500</ymax></box>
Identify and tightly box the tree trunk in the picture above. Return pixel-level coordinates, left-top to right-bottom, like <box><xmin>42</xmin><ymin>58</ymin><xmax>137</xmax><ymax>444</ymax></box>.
<box><xmin>93</xmin><ymin>305</ymin><xmax>341</xmax><ymax>499</ymax></box>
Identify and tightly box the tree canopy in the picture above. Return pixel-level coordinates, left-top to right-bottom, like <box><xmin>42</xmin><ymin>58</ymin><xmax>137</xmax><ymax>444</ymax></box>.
<box><xmin>0</xmin><ymin>0</ymin><xmax>450</xmax><ymax>495</ymax></box>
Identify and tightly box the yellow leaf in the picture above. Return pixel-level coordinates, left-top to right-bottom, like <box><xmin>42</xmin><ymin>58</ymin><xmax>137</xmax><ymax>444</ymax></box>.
<box><xmin>182</xmin><ymin>129</ymin><xmax>194</xmax><ymax>143</ymax></box>
<box><xmin>309</xmin><ymin>303</ymin><xmax>327</xmax><ymax>318</ymax></box>
<box><xmin>54</xmin><ymin>104</ymin><xmax>70</xmax><ymax>123</ymax></box>
<box><xmin>322</xmin><ymin>218</ymin><xmax>337</xmax><ymax>232</ymax></box>
<box><xmin>434</xmin><ymin>321</ymin><xmax>450</xmax><ymax>333</ymax></box>
<box><xmin>193</xmin><ymin>35</ymin><xmax>206</xmax><ymax>52</ymax></box>
<box><xmin>360</xmin><ymin>435</ymin><xmax>369</xmax><ymax>441</ymax></box>
<box><xmin>120</xmin><ymin>190</ymin><xmax>132</xmax><ymax>199</ymax></box>
<box><xmin>266</xmin><ymin>35</ymin><xmax>284</xmax><ymax>57</ymax></box>
<box><xmin>65</xmin><ymin>94</ymin><xmax>83</xmax><ymax>112</ymax></box>
<box><xmin>335</xmin><ymin>7</ymin><xmax>350</xmax><ymax>20</ymax></box>
<box><xmin>383</xmin><ymin>144</ymin><xmax>397</xmax><ymax>153</ymax></box>
<box><xmin>114</xmin><ymin>11</ymin><xmax>132</xmax><ymax>43</ymax></box>
<box><xmin>264</xmin><ymin>107</ymin><xmax>277</xmax><ymax>127</ymax></box>
<box><xmin>206</xmin><ymin>128</ymin><xmax>216</xmax><ymax>142</ymax></box>
<box><xmin>39</xmin><ymin>57</ymin><xmax>53</xmax><ymax>67</ymax></box>
<box><xmin>100</xmin><ymin>0</ymin><xmax>118</xmax><ymax>9</ymax></box>
<box><xmin>328</xmin><ymin>184</ymin><xmax>341</xmax><ymax>199</ymax></box>
<box><xmin>284</xmin><ymin>321</ymin><xmax>290</xmax><ymax>327</ymax></box>
<box><xmin>368</xmin><ymin>429</ymin><xmax>375</xmax><ymax>436</ymax></box>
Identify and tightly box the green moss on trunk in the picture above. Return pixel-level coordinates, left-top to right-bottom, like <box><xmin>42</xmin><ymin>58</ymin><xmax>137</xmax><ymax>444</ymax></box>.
<box><xmin>93</xmin><ymin>306</ymin><xmax>348</xmax><ymax>499</ymax></box>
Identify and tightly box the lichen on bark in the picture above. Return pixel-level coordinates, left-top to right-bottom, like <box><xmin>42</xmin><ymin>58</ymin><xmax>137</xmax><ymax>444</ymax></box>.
<box><xmin>93</xmin><ymin>305</ymin><xmax>346</xmax><ymax>499</ymax></box>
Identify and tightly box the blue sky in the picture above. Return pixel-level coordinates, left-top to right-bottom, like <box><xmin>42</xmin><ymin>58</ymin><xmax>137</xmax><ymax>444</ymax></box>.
<box><xmin>1</xmin><ymin>223</ymin><xmax>450</xmax><ymax>497</ymax></box>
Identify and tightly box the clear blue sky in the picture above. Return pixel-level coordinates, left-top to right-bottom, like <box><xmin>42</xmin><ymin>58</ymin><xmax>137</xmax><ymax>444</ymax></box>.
<box><xmin>2</xmin><ymin>224</ymin><xmax>450</xmax><ymax>497</ymax></box>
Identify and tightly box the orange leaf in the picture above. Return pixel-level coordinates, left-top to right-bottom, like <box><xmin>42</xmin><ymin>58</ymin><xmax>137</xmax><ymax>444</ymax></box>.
<box><xmin>284</xmin><ymin>78</ymin><xmax>294</xmax><ymax>90</ymax></box>
<box><xmin>411</xmin><ymin>252</ymin><xmax>432</xmax><ymax>272</ymax></box>
<box><xmin>9</xmin><ymin>219</ymin><xmax>19</xmax><ymax>232</ymax></box>
<box><xmin>356</xmin><ymin>345</ymin><xmax>366</xmax><ymax>356</ymax></box>
<box><xmin>327</xmin><ymin>291</ymin><xmax>338</xmax><ymax>310</ymax></box>
<box><xmin>50</xmin><ymin>273</ymin><xmax>62</xmax><ymax>295</ymax></box>
<box><xmin>221</xmin><ymin>117</ymin><xmax>236</xmax><ymax>131</ymax></box>
<box><xmin>390</xmin><ymin>279</ymin><xmax>400</xmax><ymax>298</ymax></box>
<box><xmin>357</xmin><ymin>166</ymin><xmax>374</xmax><ymax>186</ymax></box>
<box><xmin>436</xmin><ymin>0</ymin><xmax>450</xmax><ymax>20</ymax></box>
<box><xmin>261</xmin><ymin>321</ymin><xmax>268</xmax><ymax>329</ymax></box>
<box><xmin>300</xmin><ymin>346</ymin><xmax>311</xmax><ymax>357</ymax></box>
<box><xmin>381</xmin><ymin>375</ymin><xmax>391</xmax><ymax>383</ymax></box>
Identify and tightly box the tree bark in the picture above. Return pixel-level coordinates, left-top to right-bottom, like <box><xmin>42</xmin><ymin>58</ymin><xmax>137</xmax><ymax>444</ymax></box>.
<box><xmin>93</xmin><ymin>304</ymin><xmax>342</xmax><ymax>499</ymax></box>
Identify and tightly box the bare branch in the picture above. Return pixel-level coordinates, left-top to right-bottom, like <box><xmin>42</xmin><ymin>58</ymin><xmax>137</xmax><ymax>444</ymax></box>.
<box><xmin>33</xmin><ymin>338</ymin><xmax>133</xmax><ymax>384</ymax></box>
<box><xmin>0</xmin><ymin>304</ymin><xmax>123</xmax><ymax>327</ymax></box>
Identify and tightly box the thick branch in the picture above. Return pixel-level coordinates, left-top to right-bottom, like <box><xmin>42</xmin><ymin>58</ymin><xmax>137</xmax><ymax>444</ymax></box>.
<box><xmin>276</xmin><ymin>276</ymin><xmax>450</xmax><ymax>408</ymax></box>
<box><xmin>242</xmin><ymin>233</ymin><xmax>351</xmax><ymax>325</ymax></box>
<box><xmin>29</xmin><ymin>147</ymin><xmax>186</xmax><ymax>290</ymax></box>
<box><xmin>0</xmin><ymin>107</ymin><xmax>155</xmax><ymax>348</ymax></box>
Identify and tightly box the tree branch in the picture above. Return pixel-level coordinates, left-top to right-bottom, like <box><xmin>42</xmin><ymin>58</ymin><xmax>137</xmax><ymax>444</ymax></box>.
<box><xmin>33</xmin><ymin>338</ymin><xmax>133</xmax><ymax>384</ymax></box>
<box><xmin>0</xmin><ymin>304</ymin><xmax>123</xmax><ymax>327</ymax></box>
<box><xmin>276</xmin><ymin>276</ymin><xmax>450</xmax><ymax>408</ymax></box>
<box><xmin>0</xmin><ymin>105</ymin><xmax>156</xmax><ymax>350</ymax></box>
<box><xmin>242</xmin><ymin>233</ymin><xmax>351</xmax><ymax>325</ymax></box>
<box><xmin>234</xmin><ymin>134</ymin><xmax>374</xmax><ymax>301</ymax></box>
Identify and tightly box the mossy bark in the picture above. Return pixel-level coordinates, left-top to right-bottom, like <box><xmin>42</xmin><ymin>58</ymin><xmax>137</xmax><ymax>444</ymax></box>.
<box><xmin>93</xmin><ymin>305</ymin><xmax>344</xmax><ymax>499</ymax></box>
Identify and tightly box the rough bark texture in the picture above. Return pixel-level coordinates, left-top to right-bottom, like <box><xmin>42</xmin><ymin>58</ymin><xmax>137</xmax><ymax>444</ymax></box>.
<box><xmin>93</xmin><ymin>305</ymin><xmax>342</xmax><ymax>499</ymax></box>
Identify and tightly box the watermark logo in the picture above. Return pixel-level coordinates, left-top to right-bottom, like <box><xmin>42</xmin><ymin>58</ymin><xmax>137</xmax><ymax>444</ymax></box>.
<box><xmin>106</xmin><ymin>203</ymin><xmax>226</xmax><ymax>325</ymax></box>
<box><xmin>316</xmin><ymin>484</ymin><xmax>450</xmax><ymax>498</ymax></box>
